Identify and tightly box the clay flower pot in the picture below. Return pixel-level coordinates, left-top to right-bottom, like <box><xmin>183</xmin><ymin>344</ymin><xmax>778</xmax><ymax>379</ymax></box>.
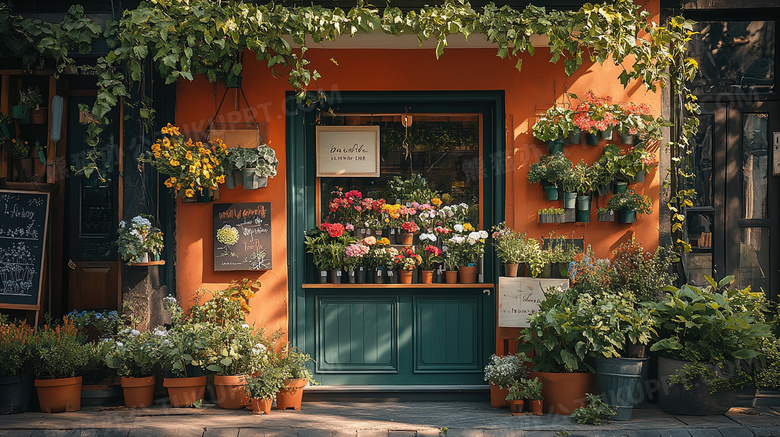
<box><xmin>121</xmin><ymin>375</ymin><xmax>155</xmax><ymax>408</ymax></box>
<box><xmin>532</xmin><ymin>371</ymin><xmax>595</xmax><ymax>415</ymax></box>
<box><xmin>445</xmin><ymin>270</ymin><xmax>458</xmax><ymax>284</ymax></box>
<box><xmin>250</xmin><ymin>397</ymin><xmax>273</xmax><ymax>414</ymax></box>
<box><xmin>504</xmin><ymin>263</ymin><xmax>518</xmax><ymax>277</ymax></box>
<box><xmin>531</xmin><ymin>400</ymin><xmax>543</xmax><ymax>415</ymax></box>
<box><xmin>399</xmin><ymin>270</ymin><xmax>413</xmax><ymax>284</ymax></box>
<box><xmin>276</xmin><ymin>378</ymin><xmax>307</xmax><ymax>410</ymax></box>
<box><xmin>213</xmin><ymin>374</ymin><xmax>249</xmax><ymax>409</ymax></box>
<box><xmin>163</xmin><ymin>376</ymin><xmax>206</xmax><ymax>407</ymax></box>
<box><xmin>489</xmin><ymin>384</ymin><xmax>509</xmax><ymax>408</ymax></box>
<box><xmin>458</xmin><ymin>265</ymin><xmax>477</xmax><ymax>284</ymax></box>
<box><xmin>35</xmin><ymin>376</ymin><xmax>82</xmax><ymax>413</ymax></box>
<box><xmin>509</xmin><ymin>399</ymin><xmax>525</xmax><ymax>415</ymax></box>
<box><xmin>400</xmin><ymin>232</ymin><xmax>414</xmax><ymax>246</ymax></box>
<box><xmin>420</xmin><ymin>270</ymin><xmax>433</xmax><ymax>284</ymax></box>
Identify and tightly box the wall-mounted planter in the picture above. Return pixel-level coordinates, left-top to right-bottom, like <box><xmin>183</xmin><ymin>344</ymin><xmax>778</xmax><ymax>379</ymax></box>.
<box><xmin>598</xmin><ymin>210</ymin><xmax>615</xmax><ymax>222</ymax></box>
<box><xmin>617</xmin><ymin>209</ymin><xmax>636</xmax><ymax>224</ymax></box>
<box><xmin>562</xmin><ymin>192</ymin><xmax>577</xmax><ymax>209</ymax></box>
<box><xmin>547</xmin><ymin>138</ymin><xmax>564</xmax><ymax>154</ymax></box>
<box><xmin>614</xmin><ymin>181</ymin><xmax>628</xmax><ymax>194</ymax></box>
<box><xmin>600</xmin><ymin>127</ymin><xmax>613</xmax><ymax>141</ymax></box>
<box><xmin>542</xmin><ymin>182</ymin><xmax>559</xmax><ymax>201</ymax></box>
<box><xmin>12</xmin><ymin>105</ymin><xmax>30</xmax><ymax>122</ymax></box>
<box><xmin>566</xmin><ymin>128</ymin><xmax>581</xmax><ymax>144</ymax></box>
<box><xmin>242</xmin><ymin>169</ymin><xmax>268</xmax><ymax>189</ymax></box>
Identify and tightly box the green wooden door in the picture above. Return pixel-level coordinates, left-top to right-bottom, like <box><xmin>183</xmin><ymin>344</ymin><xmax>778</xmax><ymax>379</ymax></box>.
<box><xmin>287</xmin><ymin>91</ymin><xmax>504</xmax><ymax>385</ymax></box>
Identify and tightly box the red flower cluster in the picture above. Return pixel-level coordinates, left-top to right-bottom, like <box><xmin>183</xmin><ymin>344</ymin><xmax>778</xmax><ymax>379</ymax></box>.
<box><xmin>424</xmin><ymin>245</ymin><xmax>442</xmax><ymax>256</ymax></box>
<box><xmin>573</xmin><ymin>91</ymin><xmax>618</xmax><ymax>133</ymax></box>
<box><xmin>401</xmin><ymin>221</ymin><xmax>419</xmax><ymax>233</ymax></box>
<box><xmin>320</xmin><ymin>222</ymin><xmax>344</xmax><ymax>238</ymax></box>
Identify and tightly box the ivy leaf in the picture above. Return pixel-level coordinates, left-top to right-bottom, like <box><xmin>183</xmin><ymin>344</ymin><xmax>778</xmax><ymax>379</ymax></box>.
<box><xmin>133</xmin><ymin>45</ymin><xmax>148</xmax><ymax>59</ymax></box>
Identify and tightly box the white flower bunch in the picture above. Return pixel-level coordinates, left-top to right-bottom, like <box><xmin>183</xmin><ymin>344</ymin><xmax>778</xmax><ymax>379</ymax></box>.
<box><xmin>483</xmin><ymin>354</ymin><xmax>530</xmax><ymax>389</ymax></box>
<box><xmin>419</xmin><ymin>233</ymin><xmax>437</xmax><ymax>243</ymax></box>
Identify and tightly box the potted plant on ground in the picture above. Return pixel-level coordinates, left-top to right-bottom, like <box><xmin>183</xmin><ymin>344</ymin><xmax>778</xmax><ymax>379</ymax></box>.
<box><xmin>607</xmin><ymin>188</ymin><xmax>652</xmax><ymax>224</ymax></box>
<box><xmin>232</xmin><ymin>144</ymin><xmax>279</xmax><ymax>189</ymax></box>
<box><xmin>139</xmin><ymin>123</ymin><xmax>228</xmax><ymax>200</ymax></box>
<box><xmin>531</xmin><ymin>107</ymin><xmax>578</xmax><ymax>152</ymax></box>
<box><xmin>245</xmin><ymin>365</ymin><xmax>286</xmax><ymax>414</ymax></box>
<box><xmin>519</xmin><ymin>286</ymin><xmax>596</xmax><ymax>415</ymax></box>
<box><xmin>276</xmin><ymin>344</ymin><xmax>317</xmax><ymax>410</ymax></box>
<box><xmin>31</xmin><ymin>319</ymin><xmax>91</xmax><ymax>413</ymax></box>
<box><xmin>0</xmin><ymin>321</ymin><xmax>35</xmax><ymax>414</ymax></box>
<box><xmin>649</xmin><ymin>276</ymin><xmax>771</xmax><ymax>415</ymax></box>
<box><xmin>116</xmin><ymin>214</ymin><xmax>164</xmax><ymax>264</ymax></box>
<box><xmin>483</xmin><ymin>353</ymin><xmax>530</xmax><ymax>409</ymax></box>
<box><xmin>527</xmin><ymin>152</ymin><xmax>572</xmax><ymax>201</ymax></box>
<box><xmin>505</xmin><ymin>382</ymin><xmax>526</xmax><ymax>415</ymax></box>
<box><xmin>105</xmin><ymin>328</ymin><xmax>163</xmax><ymax>408</ymax></box>
<box><xmin>521</xmin><ymin>377</ymin><xmax>544</xmax><ymax>415</ymax></box>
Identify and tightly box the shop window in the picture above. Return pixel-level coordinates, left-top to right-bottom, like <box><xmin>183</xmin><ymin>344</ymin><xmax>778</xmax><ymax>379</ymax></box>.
<box><xmin>689</xmin><ymin>20</ymin><xmax>775</xmax><ymax>92</ymax></box>
<box><xmin>318</xmin><ymin>114</ymin><xmax>481</xmax><ymax>221</ymax></box>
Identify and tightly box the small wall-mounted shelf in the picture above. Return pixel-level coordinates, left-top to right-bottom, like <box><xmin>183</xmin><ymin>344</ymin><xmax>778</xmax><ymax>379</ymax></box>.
<box><xmin>127</xmin><ymin>260</ymin><xmax>166</xmax><ymax>267</ymax></box>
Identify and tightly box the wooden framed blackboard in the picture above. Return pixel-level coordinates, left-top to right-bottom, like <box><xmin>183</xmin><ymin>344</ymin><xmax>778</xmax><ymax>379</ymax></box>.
<box><xmin>213</xmin><ymin>202</ymin><xmax>272</xmax><ymax>271</ymax></box>
<box><xmin>0</xmin><ymin>190</ymin><xmax>50</xmax><ymax>310</ymax></box>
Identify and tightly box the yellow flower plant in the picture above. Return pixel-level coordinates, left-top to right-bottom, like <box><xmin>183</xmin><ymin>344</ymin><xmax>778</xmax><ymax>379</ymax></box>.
<box><xmin>140</xmin><ymin>123</ymin><xmax>228</xmax><ymax>199</ymax></box>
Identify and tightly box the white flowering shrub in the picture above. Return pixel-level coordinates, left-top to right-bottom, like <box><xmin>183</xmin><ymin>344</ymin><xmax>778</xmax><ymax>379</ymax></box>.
<box><xmin>483</xmin><ymin>353</ymin><xmax>530</xmax><ymax>388</ymax></box>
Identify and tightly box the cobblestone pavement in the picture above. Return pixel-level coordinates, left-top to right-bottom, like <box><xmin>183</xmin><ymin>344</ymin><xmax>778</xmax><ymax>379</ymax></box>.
<box><xmin>0</xmin><ymin>402</ymin><xmax>779</xmax><ymax>437</ymax></box>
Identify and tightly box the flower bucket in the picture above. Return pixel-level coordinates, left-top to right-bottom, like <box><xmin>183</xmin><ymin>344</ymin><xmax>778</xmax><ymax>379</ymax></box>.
<box><xmin>276</xmin><ymin>378</ymin><xmax>307</xmax><ymax>410</ymax></box>
<box><xmin>596</xmin><ymin>357</ymin><xmax>647</xmax><ymax>421</ymax></box>
<box><xmin>355</xmin><ymin>266</ymin><xmax>366</xmax><ymax>284</ymax></box>
<box><xmin>490</xmin><ymin>384</ymin><xmax>509</xmax><ymax>408</ymax></box>
<box><xmin>0</xmin><ymin>373</ymin><xmax>33</xmax><ymax>414</ymax></box>
<box><xmin>613</xmin><ymin>181</ymin><xmax>628</xmax><ymax>194</ymax></box>
<box><xmin>163</xmin><ymin>376</ymin><xmax>206</xmax><ymax>407</ymax></box>
<box><xmin>504</xmin><ymin>263</ymin><xmax>518</xmax><ymax>277</ymax></box>
<box><xmin>458</xmin><ymin>265</ymin><xmax>477</xmax><ymax>284</ymax></box>
<box><xmin>620</xmin><ymin>132</ymin><xmax>634</xmax><ymax>145</ymax></box>
<box><xmin>242</xmin><ymin>169</ymin><xmax>268</xmax><ymax>189</ymax></box>
<box><xmin>386</xmin><ymin>268</ymin><xmax>398</xmax><ymax>284</ymax></box>
<box><xmin>373</xmin><ymin>268</ymin><xmax>385</xmax><ymax>284</ymax></box>
<box><xmin>35</xmin><ymin>376</ymin><xmax>82</xmax><ymax>413</ymax></box>
<box><xmin>633</xmin><ymin>170</ymin><xmax>646</xmax><ymax>183</ymax></box>
<box><xmin>388</xmin><ymin>227</ymin><xmax>399</xmax><ymax>244</ymax></box>
<box><xmin>547</xmin><ymin>139</ymin><xmax>564</xmax><ymax>154</ymax></box>
<box><xmin>421</xmin><ymin>270</ymin><xmax>434</xmax><ymax>284</ymax></box>
<box><xmin>214</xmin><ymin>375</ymin><xmax>249</xmax><ymax>410</ymax></box>
<box><xmin>329</xmin><ymin>269</ymin><xmax>342</xmax><ymax>284</ymax></box>
<box><xmin>317</xmin><ymin>270</ymin><xmax>328</xmax><ymax>284</ymax></box>
<box><xmin>399</xmin><ymin>270</ymin><xmax>413</xmax><ymax>284</ymax></box>
<box><xmin>562</xmin><ymin>192</ymin><xmax>577</xmax><ymax>209</ymax></box>
<box><xmin>445</xmin><ymin>270</ymin><xmax>458</xmax><ymax>284</ymax></box>
<box><xmin>586</xmin><ymin>132</ymin><xmax>600</xmax><ymax>146</ymax></box>
<box><xmin>600</xmin><ymin>127</ymin><xmax>613</xmax><ymax>141</ymax></box>
<box><xmin>345</xmin><ymin>268</ymin><xmax>356</xmax><ymax>284</ymax></box>
<box><xmin>617</xmin><ymin>209</ymin><xmax>636</xmax><ymax>224</ymax></box>
<box><xmin>542</xmin><ymin>183</ymin><xmax>559</xmax><ymax>201</ymax></box>
<box><xmin>224</xmin><ymin>170</ymin><xmax>237</xmax><ymax>189</ymax></box>
<box><xmin>250</xmin><ymin>397</ymin><xmax>273</xmax><ymax>414</ymax></box>
<box><xmin>566</xmin><ymin>129</ymin><xmax>581</xmax><ymax>145</ymax></box>
<box><xmin>121</xmin><ymin>375</ymin><xmax>155</xmax><ymax>408</ymax></box>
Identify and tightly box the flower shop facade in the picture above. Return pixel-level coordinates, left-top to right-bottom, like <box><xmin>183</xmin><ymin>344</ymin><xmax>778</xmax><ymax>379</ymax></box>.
<box><xmin>172</xmin><ymin>20</ymin><xmax>665</xmax><ymax>388</ymax></box>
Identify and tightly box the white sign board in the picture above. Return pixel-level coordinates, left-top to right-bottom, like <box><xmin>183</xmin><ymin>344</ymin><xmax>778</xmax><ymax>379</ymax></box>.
<box><xmin>316</xmin><ymin>126</ymin><xmax>380</xmax><ymax>177</ymax></box>
<box><xmin>498</xmin><ymin>277</ymin><xmax>569</xmax><ymax>328</ymax></box>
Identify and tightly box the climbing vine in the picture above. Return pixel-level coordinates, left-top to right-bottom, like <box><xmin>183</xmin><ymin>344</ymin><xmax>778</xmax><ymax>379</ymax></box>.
<box><xmin>0</xmin><ymin>0</ymin><xmax>698</xmax><ymax>250</ymax></box>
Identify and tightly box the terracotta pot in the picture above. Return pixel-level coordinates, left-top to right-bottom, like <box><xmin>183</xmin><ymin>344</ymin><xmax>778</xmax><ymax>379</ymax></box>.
<box><xmin>35</xmin><ymin>376</ymin><xmax>82</xmax><ymax>413</ymax></box>
<box><xmin>531</xmin><ymin>399</ymin><xmax>543</xmax><ymax>415</ymax></box>
<box><xmin>163</xmin><ymin>376</ymin><xmax>206</xmax><ymax>407</ymax></box>
<box><xmin>445</xmin><ymin>270</ymin><xmax>458</xmax><ymax>284</ymax></box>
<box><xmin>504</xmin><ymin>263</ymin><xmax>518</xmax><ymax>277</ymax></box>
<box><xmin>400</xmin><ymin>232</ymin><xmax>414</xmax><ymax>246</ymax></box>
<box><xmin>399</xmin><ymin>270</ymin><xmax>413</xmax><ymax>284</ymax></box>
<box><xmin>509</xmin><ymin>399</ymin><xmax>525</xmax><ymax>414</ymax></box>
<box><xmin>276</xmin><ymin>378</ymin><xmax>307</xmax><ymax>410</ymax></box>
<box><xmin>489</xmin><ymin>384</ymin><xmax>509</xmax><ymax>408</ymax></box>
<box><xmin>459</xmin><ymin>266</ymin><xmax>477</xmax><ymax>284</ymax></box>
<box><xmin>31</xmin><ymin>108</ymin><xmax>46</xmax><ymax>124</ymax></box>
<box><xmin>532</xmin><ymin>371</ymin><xmax>595</xmax><ymax>415</ymax></box>
<box><xmin>213</xmin><ymin>374</ymin><xmax>249</xmax><ymax>409</ymax></box>
<box><xmin>250</xmin><ymin>397</ymin><xmax>273</xmax><ymax>414</ymax></box>
<box><xmin>421</xmin><ymin>270</ymin><xmax>433</xmax><ymax>284</ymax></box>
<box><xmin>121</xmin><ymin>375</ymin><xmax>155</xmax><ymax>408</ymax></box>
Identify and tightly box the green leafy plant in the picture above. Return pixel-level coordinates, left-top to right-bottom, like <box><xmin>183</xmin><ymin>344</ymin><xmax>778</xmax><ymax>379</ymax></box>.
<box><xmin>30</xmin><ymin>319</ymin><xmax>91</xmax><ymax>379</ymax></box>
<box><xmin>607</xmin><ymin>189</ymin><xmax>652</xmax><ymax>215</ymax></box>
<box><xmin>116</xmin><ymin>214</ymin><xmax>164</xmax><ymax>263</ymax></box>
<box><xmin>575</xmin><ymin>293</ymin><xmax>656</xmax><ymax>358</ymax></box>
<box><xmin>387</xmin><ymin>174</ymin><xmax>439</xmax><ymax>204</ymax></box>
<box><xmin>491</xmin><ymin>222</ymin><xmax>526</xmax><ymax>264</ymax></box>
<box><xmin>527</xmin><ymin>152</ymin><xmax>572</xmax><ymax>186</ymax></box>
<box><xmin>520</xmin><ymin>376</ymin><xmax>543</xmax><ymax>400</ymax></box>
<box><xmin>607</xmin><ymin>237</ymin><xmax>676</xmax><ymax>303</ymax></box>
<box><xmin>483</xmin><ymin>353</ymin><xmax>530</xmax><ymax>389</ymax></box>
<box><xmin>571</xmin><ymin>394</ymin><xmax>616</xmax><ymax>425</ymax></box>
<box><xmin>232</xmin><ymin>144</ymin><xmax>279</xmax><ymax>178</ymax></box>
<box><xmin>532</xmin><ymin>107</ymin><xmax>576</xmax><ymax>142</ymax></box>
<box><xmin>8</xmin><ymin>137</ymin><xmax>29</xmax><ymax>159</ymax></box>
<box><xmin>18</xmin><ymin>86</ymin><xmax>44</xmax><ymax>109</ymax></box>
<box><xmin>0</xmin><ymin>322</ymin><xmax>35</xmax><ymax>377</ymax></box>
<box><xmin>278</xmin><ymin>344</ymin><xmax>317</xmax><ymax>385</ymax></box>
<box><xmin>244</xmin><ymin>366</ymin><xmax>286</xmax><ymax>400</ymax></box>
<box><xmin>105</xmin><ymin>328</ymin><xmax>164</xmax><ymax>378</ymax></box>
<box><xmin>505</xmin><ymin>381</ymin><xmax>526</xmax><ymax>401</ymax></box>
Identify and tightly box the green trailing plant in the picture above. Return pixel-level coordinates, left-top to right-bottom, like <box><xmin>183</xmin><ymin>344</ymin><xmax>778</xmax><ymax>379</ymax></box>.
<box><xmin>531</xmin><ymin>107</ymin><xmax>576</xmax><ymax>142</ymax></box>
<box><xmin>571</xmin><ymin>394</ymin><xmax>616</xmax><ymax>425</ymax></box>
<box><xmin>527</xmin><ymin>152</ymin><xmax>572</xmax><ymax>186</ymax></box>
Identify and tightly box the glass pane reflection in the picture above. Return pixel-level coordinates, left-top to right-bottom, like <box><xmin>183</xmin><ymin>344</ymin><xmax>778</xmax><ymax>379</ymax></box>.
<box><xmin>738</xmin><ymin>227</ymin><xmax>769</xmax><ymax>293</ymax></box>
<box><xmin>742</xmin><ymin>113</ymin><xmax>768</xmax><ymax>220</ymax></box>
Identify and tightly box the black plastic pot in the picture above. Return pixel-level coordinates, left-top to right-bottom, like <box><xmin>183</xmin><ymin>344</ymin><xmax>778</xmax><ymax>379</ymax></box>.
<box><xmin>0</xmin><ymin>373</ymin><xmax>33</xmax><ymax>414</ymax></box>
<box><xmin>657</xmin><ymin>357</ymin><xmax>738</xmax><ymax>415</ymax></box>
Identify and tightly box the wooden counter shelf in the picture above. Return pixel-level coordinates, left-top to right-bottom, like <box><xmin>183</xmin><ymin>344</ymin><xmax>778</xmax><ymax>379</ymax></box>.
<box><xmin>302</xmin><ymin>283</ymin><xmax>494</xmax><ymax>289</ymax></box>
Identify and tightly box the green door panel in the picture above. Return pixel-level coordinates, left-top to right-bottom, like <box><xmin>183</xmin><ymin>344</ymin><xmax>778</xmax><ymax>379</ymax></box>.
<box><xmin>317</xmin><ymin>296</ymin><xmax>398</xmax><ymax>373</ymax></box>
<box><xmin>414</xmin><ymin>296</ymin><xmax>481</xmax><ymax>373</ymax></box>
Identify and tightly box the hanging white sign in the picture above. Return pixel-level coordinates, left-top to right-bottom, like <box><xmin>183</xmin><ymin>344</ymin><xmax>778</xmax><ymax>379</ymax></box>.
<box><xmin>316</xmin><ymin>126</ymin><xmax>380</xmax><ymax>177</ymax></box>
<box><xmin>498</xmin><ymin>277</ymin><xmax>569</xmax><ymax>328</ymax></box>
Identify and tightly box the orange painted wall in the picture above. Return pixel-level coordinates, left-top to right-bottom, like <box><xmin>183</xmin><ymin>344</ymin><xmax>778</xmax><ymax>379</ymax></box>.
<box><xmin>174</xmin><ymin>0</ymin><xmax>662</xmax><ymax>338</ymax></box>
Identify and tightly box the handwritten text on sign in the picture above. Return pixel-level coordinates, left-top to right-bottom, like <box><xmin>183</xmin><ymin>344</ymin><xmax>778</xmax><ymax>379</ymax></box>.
<box><xmin>498</xmin><ymin>277</ymin><xmax>569</xmax><ymax>328</ymax></box>
<box><xmin>213</xmin><ymin>203</ymin><xmax>272</xmax><ymax>271</ymax></box>
<box><xmin>316</xmin><ymin>126</ymin><xmax>380</xmax><ymax>177</ymax></box>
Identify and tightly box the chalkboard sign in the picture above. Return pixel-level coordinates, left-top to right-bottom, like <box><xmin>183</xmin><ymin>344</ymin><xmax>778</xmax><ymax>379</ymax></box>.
<box><xmin>213</xmin><ymin>203</ymin><xmax>272</xmax><ymax>271</ymax></box>
<box><xmin>0</xmin><ymin>190</ymin><xmax>50</xmax><ymax>309</ymax></box>
<box><xmin>498</xmin><ymin>277</ymin><xmax>568</xmax><ymax>328</ymax></box>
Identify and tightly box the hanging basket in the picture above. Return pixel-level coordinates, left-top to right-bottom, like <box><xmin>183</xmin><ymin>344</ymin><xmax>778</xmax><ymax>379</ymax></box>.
<box><xmin>242</xmin><ymin>169</ymin><xmax>268</xmax><ymax>189</ymax></box>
